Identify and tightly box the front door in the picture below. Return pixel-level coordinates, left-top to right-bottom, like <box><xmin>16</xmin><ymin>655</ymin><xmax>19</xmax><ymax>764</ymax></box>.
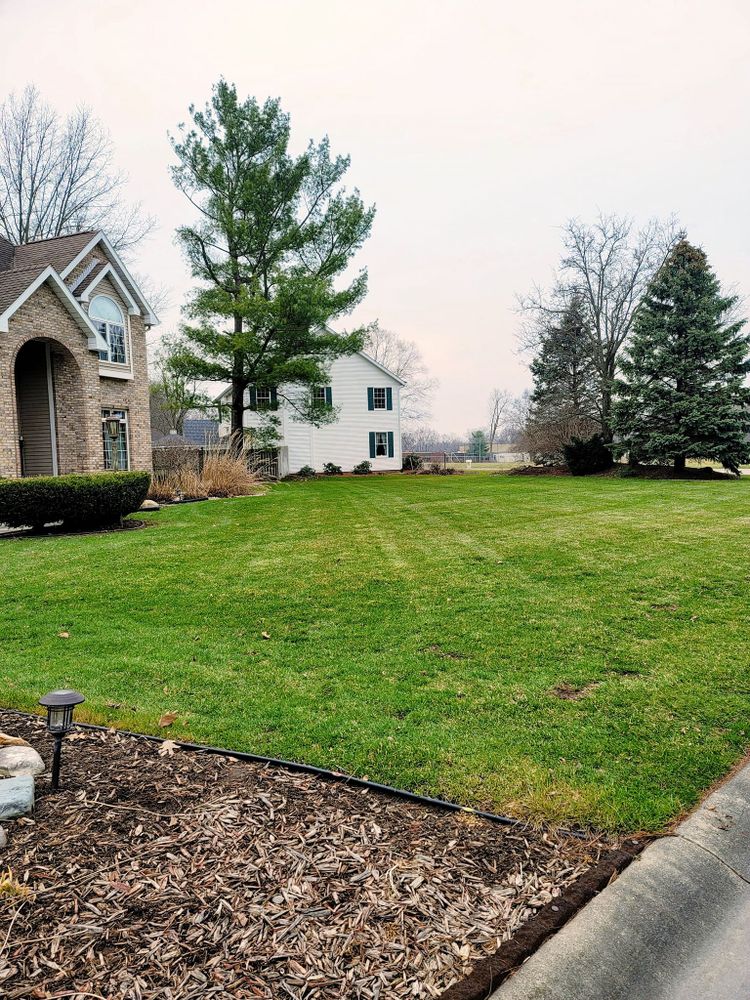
<box><xmin>15</xmin><ymin>340</ymin><xmax>58</xmax><ymax>477</ymax></box>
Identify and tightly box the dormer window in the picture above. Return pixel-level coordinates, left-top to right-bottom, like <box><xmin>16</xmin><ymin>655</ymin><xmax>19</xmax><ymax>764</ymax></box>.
<box><xmin>90</xmin><ymin>294</ymin><xmax>127</xmax><ymax>365</ymax></box>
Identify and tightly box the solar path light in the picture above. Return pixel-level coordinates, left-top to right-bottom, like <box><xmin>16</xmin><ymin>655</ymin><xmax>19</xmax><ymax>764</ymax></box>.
<box><xmin>39</xmin><ymin>689</ymin><xmax>85</xmax><ymax>790</ymax></box>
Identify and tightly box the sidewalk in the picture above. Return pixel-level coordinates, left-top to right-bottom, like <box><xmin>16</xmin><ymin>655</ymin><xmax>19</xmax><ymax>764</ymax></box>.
<box><xmin>492</xmin><ymin>761</ymin><xmax>750</xmax><ymax>1000</ymax></box>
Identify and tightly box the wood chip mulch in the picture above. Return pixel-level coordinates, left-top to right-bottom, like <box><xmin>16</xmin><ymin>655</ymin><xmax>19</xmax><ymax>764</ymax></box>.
<box><xmin>0</xmin><ymin>713</ymin><xmax>608</xmax><ymax>999</ymax></box>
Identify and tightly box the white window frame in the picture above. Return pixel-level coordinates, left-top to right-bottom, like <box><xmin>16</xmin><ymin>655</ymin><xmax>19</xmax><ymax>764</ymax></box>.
<box><xmin>374</xmin><ymin>431</ymin><xmax>388</xmax><ymax>457</ymax></box>
<box><xmin>90</xmin><ymin>294</ymin><xmax>129</xmax><ymax>367</ymax></box>
<box><xmin>255</xmin><ymin>386</ymin><xmax>272</xmax><ymax>407</ymax></box>
<box><xmin>101</xmin><ymin>408</ymin><xmax>130</xmax><ymax>470</ymax></box>
<box><xmin>372</xmin><ymin>387</ymin><xmax>387</xmax><ymax>409</ymax></box>
<box><xmin>313</xmin><ymin>386</ymin><xmax>327</xmax><ymax>403</ymax></box>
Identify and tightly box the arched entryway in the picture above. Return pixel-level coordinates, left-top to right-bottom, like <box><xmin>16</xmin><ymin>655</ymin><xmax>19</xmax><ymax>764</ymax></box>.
<box><xmin>14</xmin><ymin>338</ymin><xmax>86</xmax><ymax>477</ymax></box>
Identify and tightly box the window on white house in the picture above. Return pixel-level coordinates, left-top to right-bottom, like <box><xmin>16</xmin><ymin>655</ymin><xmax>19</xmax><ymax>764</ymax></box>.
<box><xmin>373</xmin><ymin>387</ymin><xmax>387</xmax><ymax>409</ymax></box>
<box><xmin>91</xmin><ymin>295</ymin><xmax>127</xmax><ymax>364</ymax></box>
<box><xmin>255</xmin><ymin>387</ymin><xmax>272</xmax><ymax>407</ymax></box>
<box><xmin>313</xmin><ymin>386</ymin><xmax>332</xmax><ymax>406</ymax></box>
<box><xmin>375</xmin><ymin>431</ymin><xmax>388</xmax><ymax>456</ymax></box>
<box><xmin>101</xmin><ymin>409</ymin><xmax>129</xmax><ymax>470</ymax></box>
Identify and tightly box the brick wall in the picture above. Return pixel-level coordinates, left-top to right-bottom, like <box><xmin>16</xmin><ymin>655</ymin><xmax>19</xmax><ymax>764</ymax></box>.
<box><xmin>0</xmin><ymin>267</ymin><xmax>152</xmax><ymax>478</ymax></box>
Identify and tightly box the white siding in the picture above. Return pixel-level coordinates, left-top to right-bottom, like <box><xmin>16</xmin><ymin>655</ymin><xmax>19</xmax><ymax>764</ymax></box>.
<box><xmin>220</xmin><ymin>352</ymin><xmax>403</xmax><ymax>473</ymax></box>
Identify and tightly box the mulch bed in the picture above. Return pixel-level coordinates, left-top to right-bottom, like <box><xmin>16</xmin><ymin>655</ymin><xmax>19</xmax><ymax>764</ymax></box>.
<box><xmin>507</xmin><ymin>465</ymin><xmax>570</xmax><ymax>476</ymax></box>
<box><xmin>0</xmin><ymin>713</ymin><xmax>610</xmax><ymax>999</ymax></box>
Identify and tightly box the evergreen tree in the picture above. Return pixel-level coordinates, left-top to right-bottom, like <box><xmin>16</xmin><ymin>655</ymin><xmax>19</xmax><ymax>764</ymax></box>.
<box><xmin>169</xmin><ymin>81</ymin><xmax>375</xmax><ymax>436</ymax></box>
<box><xmin>468</xmin><ymin>430</ymin><xmax>489</xmax><ymax>458</ymax></box>
<box><xmin>529</xmin><ymin>296</ymin><xmax>600</xmax><ymax>423</ymax></box>
<box><xmin>612</xmin><ymin>240</ymin><xmax>750</xmax><ymax>473</ymax></box>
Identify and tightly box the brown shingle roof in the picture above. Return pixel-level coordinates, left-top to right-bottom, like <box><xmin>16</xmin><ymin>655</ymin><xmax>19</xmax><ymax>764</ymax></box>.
<box><xmin>0</xmin><ymin>264</ymin><xmax>48</xmax><ymax>316</ymax></box>
<box><xmin>7</xmin><ymin>231</ymin><xmax>98</xmax><ymax>274</ymax></box>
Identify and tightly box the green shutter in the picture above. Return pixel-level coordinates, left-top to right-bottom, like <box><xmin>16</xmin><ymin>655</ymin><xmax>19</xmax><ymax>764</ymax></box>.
<box><xmin>270</xmin><ymin>387</ymin><xmax>278</xmax><ymax>410</ymax></box>
<box><xmin>386</xmin><ymin>387</ymin><xmax>393</xmax><ymax>411</ymax></box>
<box><xmin>325</xmin><ymin>386</ymin><xmax>332</xmax><ymax>407</ymax></box>
<box><xmin>387</xmin><ymin>431</ymin><xmax>394</xmax><ymax>458</ymax></box>
<box><xmin>367</xmin><ymin>387</ymin><xmax>374</xmax><ymax>410</ymax></box>
<box><xmin>369</xmin><ymin>432</ymin><xmax>376</xmax><ymax>458</ymax></box>
<box><xmin>248</xmin><ymin>385</ymin><xmax>257</xmax><ymax>410</ymax></box>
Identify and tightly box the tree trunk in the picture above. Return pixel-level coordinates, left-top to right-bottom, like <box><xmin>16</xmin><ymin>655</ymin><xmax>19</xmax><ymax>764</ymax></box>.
<box><xmin>230</xmin><ymin>372</ymin><xmax>245</xmax><ymax>436</ymax></box>
<box><xmin>673</xmin><ymin>454</ymin><xmax>686</xmax><ymax>471</ymax></box>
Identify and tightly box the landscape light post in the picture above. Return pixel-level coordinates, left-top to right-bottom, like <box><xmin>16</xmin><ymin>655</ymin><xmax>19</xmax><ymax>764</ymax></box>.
<box><xmin>39</xmin><ymin>690</ymin><xmax>85</xmax><ymax>790</ymax></box>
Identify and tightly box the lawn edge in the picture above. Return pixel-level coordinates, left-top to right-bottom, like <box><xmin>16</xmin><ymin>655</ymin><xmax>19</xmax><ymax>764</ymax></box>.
<box><xmin>438</xmin><ymin>838</ymin><xmax>649</xmax><ymax>1000</ymax></box>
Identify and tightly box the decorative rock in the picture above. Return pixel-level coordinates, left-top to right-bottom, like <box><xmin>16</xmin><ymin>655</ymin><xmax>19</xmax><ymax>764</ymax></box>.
<box><xmin>0</xmin><ymin>826</ymin><xmax>6</xmax><ymax>848</ymax></box>
<box><xmin>0</xmin><ymin>776</ymin><xmax>34</xmax><ymax>820</ymax></box>
<box><xmin>0</xmin><ymin>745</ymin><xmax>45</xmax><ymax>778</ymax></box>
<box><xmin>140</xmin><ymin>499</ymin><xmax>161</xmax><ymax>511</ymax></box>
<box><xmin>0</xmin><ymin>731</ymin><xmax>30</xmax><ymax>748</ymax></box>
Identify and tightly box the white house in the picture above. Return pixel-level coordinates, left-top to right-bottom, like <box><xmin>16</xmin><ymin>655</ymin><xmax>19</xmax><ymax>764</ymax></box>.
<box><xmin>217</xmin><ymin>351</ymin><xmax>405</xmax><ymax>474</ymax></box>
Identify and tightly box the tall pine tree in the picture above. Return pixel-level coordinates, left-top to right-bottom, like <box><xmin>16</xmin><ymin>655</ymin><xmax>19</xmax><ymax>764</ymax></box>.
<box><xmin>529</xmin><ymin>296</ymin><xmax>600</xmax><ymax>423</ymax></box>
<box><xmin>169</xmin><ymin>81</ymin><xmax>375</xmax><ymax>436</ymax></box>
<box><xmin>612</xmin><ymin>240</ymin><xmax>750</xmax><ymax>473</ymax></box>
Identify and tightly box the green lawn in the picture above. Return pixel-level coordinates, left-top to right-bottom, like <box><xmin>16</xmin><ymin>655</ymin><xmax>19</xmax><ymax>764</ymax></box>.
<box><xmin>2</xmin><ymin>473</ymin><xmax>749</xmax><ymax>832</ymax></box>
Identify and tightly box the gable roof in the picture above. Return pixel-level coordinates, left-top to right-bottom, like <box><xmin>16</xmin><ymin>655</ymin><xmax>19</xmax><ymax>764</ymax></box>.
<box><xmin>0</xmin><ymin>265</ymin><xmax>109</xmax><ymax>352</ymax></box>
<box><xmin>358</xmin><ymin>350</ymin><xmax>406</xmax><ymax>386</ymax></box>
<box><xmin>59</xmin><ymin>232</ymin><xmax>158</xmax><ymax>326</ymax></box>
<box><xmin>214</xmin><ymin>350</ymin><xmax>406</xmax><ymax>403</ymax></box>
<box><xmin>0</xmin><ymin>229</ymin><xmax>158</xmax><ymax>343</ymax></box>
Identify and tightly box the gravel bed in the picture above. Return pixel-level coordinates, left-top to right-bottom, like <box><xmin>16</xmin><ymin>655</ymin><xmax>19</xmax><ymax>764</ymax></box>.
<box><xmin>0</xmin><ymin>713</ymin><xmax>606</xmax><ymax>999</ymax></box>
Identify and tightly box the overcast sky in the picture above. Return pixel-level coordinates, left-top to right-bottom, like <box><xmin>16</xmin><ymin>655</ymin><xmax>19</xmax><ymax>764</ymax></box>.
<box><xmin>2</xmin><ymin>0</ymin><xmax>749</xmax><ymax>431</ymax></box>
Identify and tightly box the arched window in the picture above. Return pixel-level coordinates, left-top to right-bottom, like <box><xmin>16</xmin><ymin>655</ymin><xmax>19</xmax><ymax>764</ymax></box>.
<box><xmin>90</xmin><ymin>295</ymin><xmax>127</xmax><ymax>364</ymax></box>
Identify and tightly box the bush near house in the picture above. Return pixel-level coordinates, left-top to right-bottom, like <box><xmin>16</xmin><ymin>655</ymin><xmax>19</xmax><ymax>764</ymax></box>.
<box><xmin>322</xmin><ymin>462</ymin><xmax>343</xmax><ymax>475</ymax></box>
<box><xmin>352</xmin><ymin>461</ymin><xmax>372</xmax><ymax>475</ymax></box>
<box><xmin>0</xmin><ymin>472</ymin><xmax>150</xmax><ymax>530</ymax></box>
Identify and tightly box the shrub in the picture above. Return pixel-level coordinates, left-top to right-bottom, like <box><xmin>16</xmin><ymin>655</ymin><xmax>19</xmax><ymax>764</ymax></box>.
<box><xmin>563</xmin><ymin>434</ymin><xmax>614</xmax><ymax>476</ymax></box>
<box><xmin>174</xmin><ymin>470</ymin><xmax>210</xmax><ymax>500</ymax></box>
<box><xmin>352</xmin><ymin>461</ymin><xmax>371</xmax><ymax>475</ymax></box>
<box><xmin>402</xmin><ymin>453</ymin><xmax>423</xmax><ymax>472</ymax></box>
<box><xmin>200</xmin><ymin>455</ymin><xmax>261</xmax><ymax>497</ymax></box>
<box><xmin>0</xmin><ymin>472</ymin><xmax>151</xmax><ymax>530</ymax></box>
<box><xmin>322</xmin><ymin>462</ymin><xmax>342</xmax><ymax>475</ymax></box>
<box><xmin>297</xmin><ymin>465</ymin><xmax>317</xmax><ymax>478</ymax></box>
<box><xmin>147</xmin><ymin>478</ymin><xmax>177</xmax><ymax>503</ymax></box>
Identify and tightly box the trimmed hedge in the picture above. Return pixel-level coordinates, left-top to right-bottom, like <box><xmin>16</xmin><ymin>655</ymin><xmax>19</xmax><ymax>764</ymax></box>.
<box><xmin>0</xmin><ymin>472</ymin><xmax>151</xmax><ymax>530</ymax></box>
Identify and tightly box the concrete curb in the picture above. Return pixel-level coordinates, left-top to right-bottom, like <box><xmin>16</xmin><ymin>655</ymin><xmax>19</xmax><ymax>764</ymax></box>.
<box><xmin>492</xmin><ymin>762</ymin><xmax>750</xmax><ymax>1000</ymax></box>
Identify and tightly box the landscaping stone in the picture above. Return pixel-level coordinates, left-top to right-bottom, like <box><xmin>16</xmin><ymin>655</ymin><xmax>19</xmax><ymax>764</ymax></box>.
<box><xmin>0</xmin><ymin>775</ymin><xmax>34</xmax><ymax>820</ymax></box>
<box><xmin>0</xmin><ymin>744</ymin><xmax>45</xmax><ymax>777</ymax></box>
<box><xmin>0</xmin><ymin>731</ymin><xmax>30</xmax><ymax>747</ymax></box>
<box><xmin>0</xmin><ymin>826</ymin><xmax>7</xmax><ymax>849</ymax></box>
<box><xmin>140</xmin><ymin>499</ymin><xmax>161</xmax><ymax>510</ymax></box>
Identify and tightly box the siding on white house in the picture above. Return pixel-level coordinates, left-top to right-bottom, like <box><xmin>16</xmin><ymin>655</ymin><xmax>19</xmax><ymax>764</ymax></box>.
<box><xmin>218</xmin><ymin>352</ymin><xmax>404</xmax><ymax>473</ymax></box>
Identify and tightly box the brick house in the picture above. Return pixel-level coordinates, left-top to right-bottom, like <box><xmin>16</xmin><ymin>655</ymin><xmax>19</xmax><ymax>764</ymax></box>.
<box><xmin>0</xmin><ymin>231</ymin><xmax>157</xmax><ymax>478</ymax></box>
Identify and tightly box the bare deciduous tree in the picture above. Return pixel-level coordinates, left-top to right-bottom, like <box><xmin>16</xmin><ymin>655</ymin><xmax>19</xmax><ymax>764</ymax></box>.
<box><xmin>150</xmin><ymin>334</ymin><xmax>212</xmax><ymax>435</ymax></box>
<box><xmin>0</xmin><ymin>85</ymin><xmax>153</xmax><ymax>252</ymax></box>
<box><xmin>402</xmin><ymin>425</ymin><xmax>463</xmax><ymax>454</ymax></box>
<box><xmin>364</xmin><ymin>325</ymin><xmax>438</xmax><ymax>422</ymax></box>
<box><xmin>520</xmin><ymin>212</ymin><xmax>683</xmax><ymax>428</ymax></box>
<box><xmin>487</xmin><ymin>389</ymin><xmax>513</xmax><ymax>453</ymax></box>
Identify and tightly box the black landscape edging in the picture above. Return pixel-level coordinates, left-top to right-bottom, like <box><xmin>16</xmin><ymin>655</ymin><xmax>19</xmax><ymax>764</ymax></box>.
<box><xmin>437</xmin><ymin>840</ymin><xmax>648</xmax><ymax>1000</ymax></box>
<box><xmin>1</xmin><ymin>709</ymin><xmax>590</xmax><ymax>838</ymax></box>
